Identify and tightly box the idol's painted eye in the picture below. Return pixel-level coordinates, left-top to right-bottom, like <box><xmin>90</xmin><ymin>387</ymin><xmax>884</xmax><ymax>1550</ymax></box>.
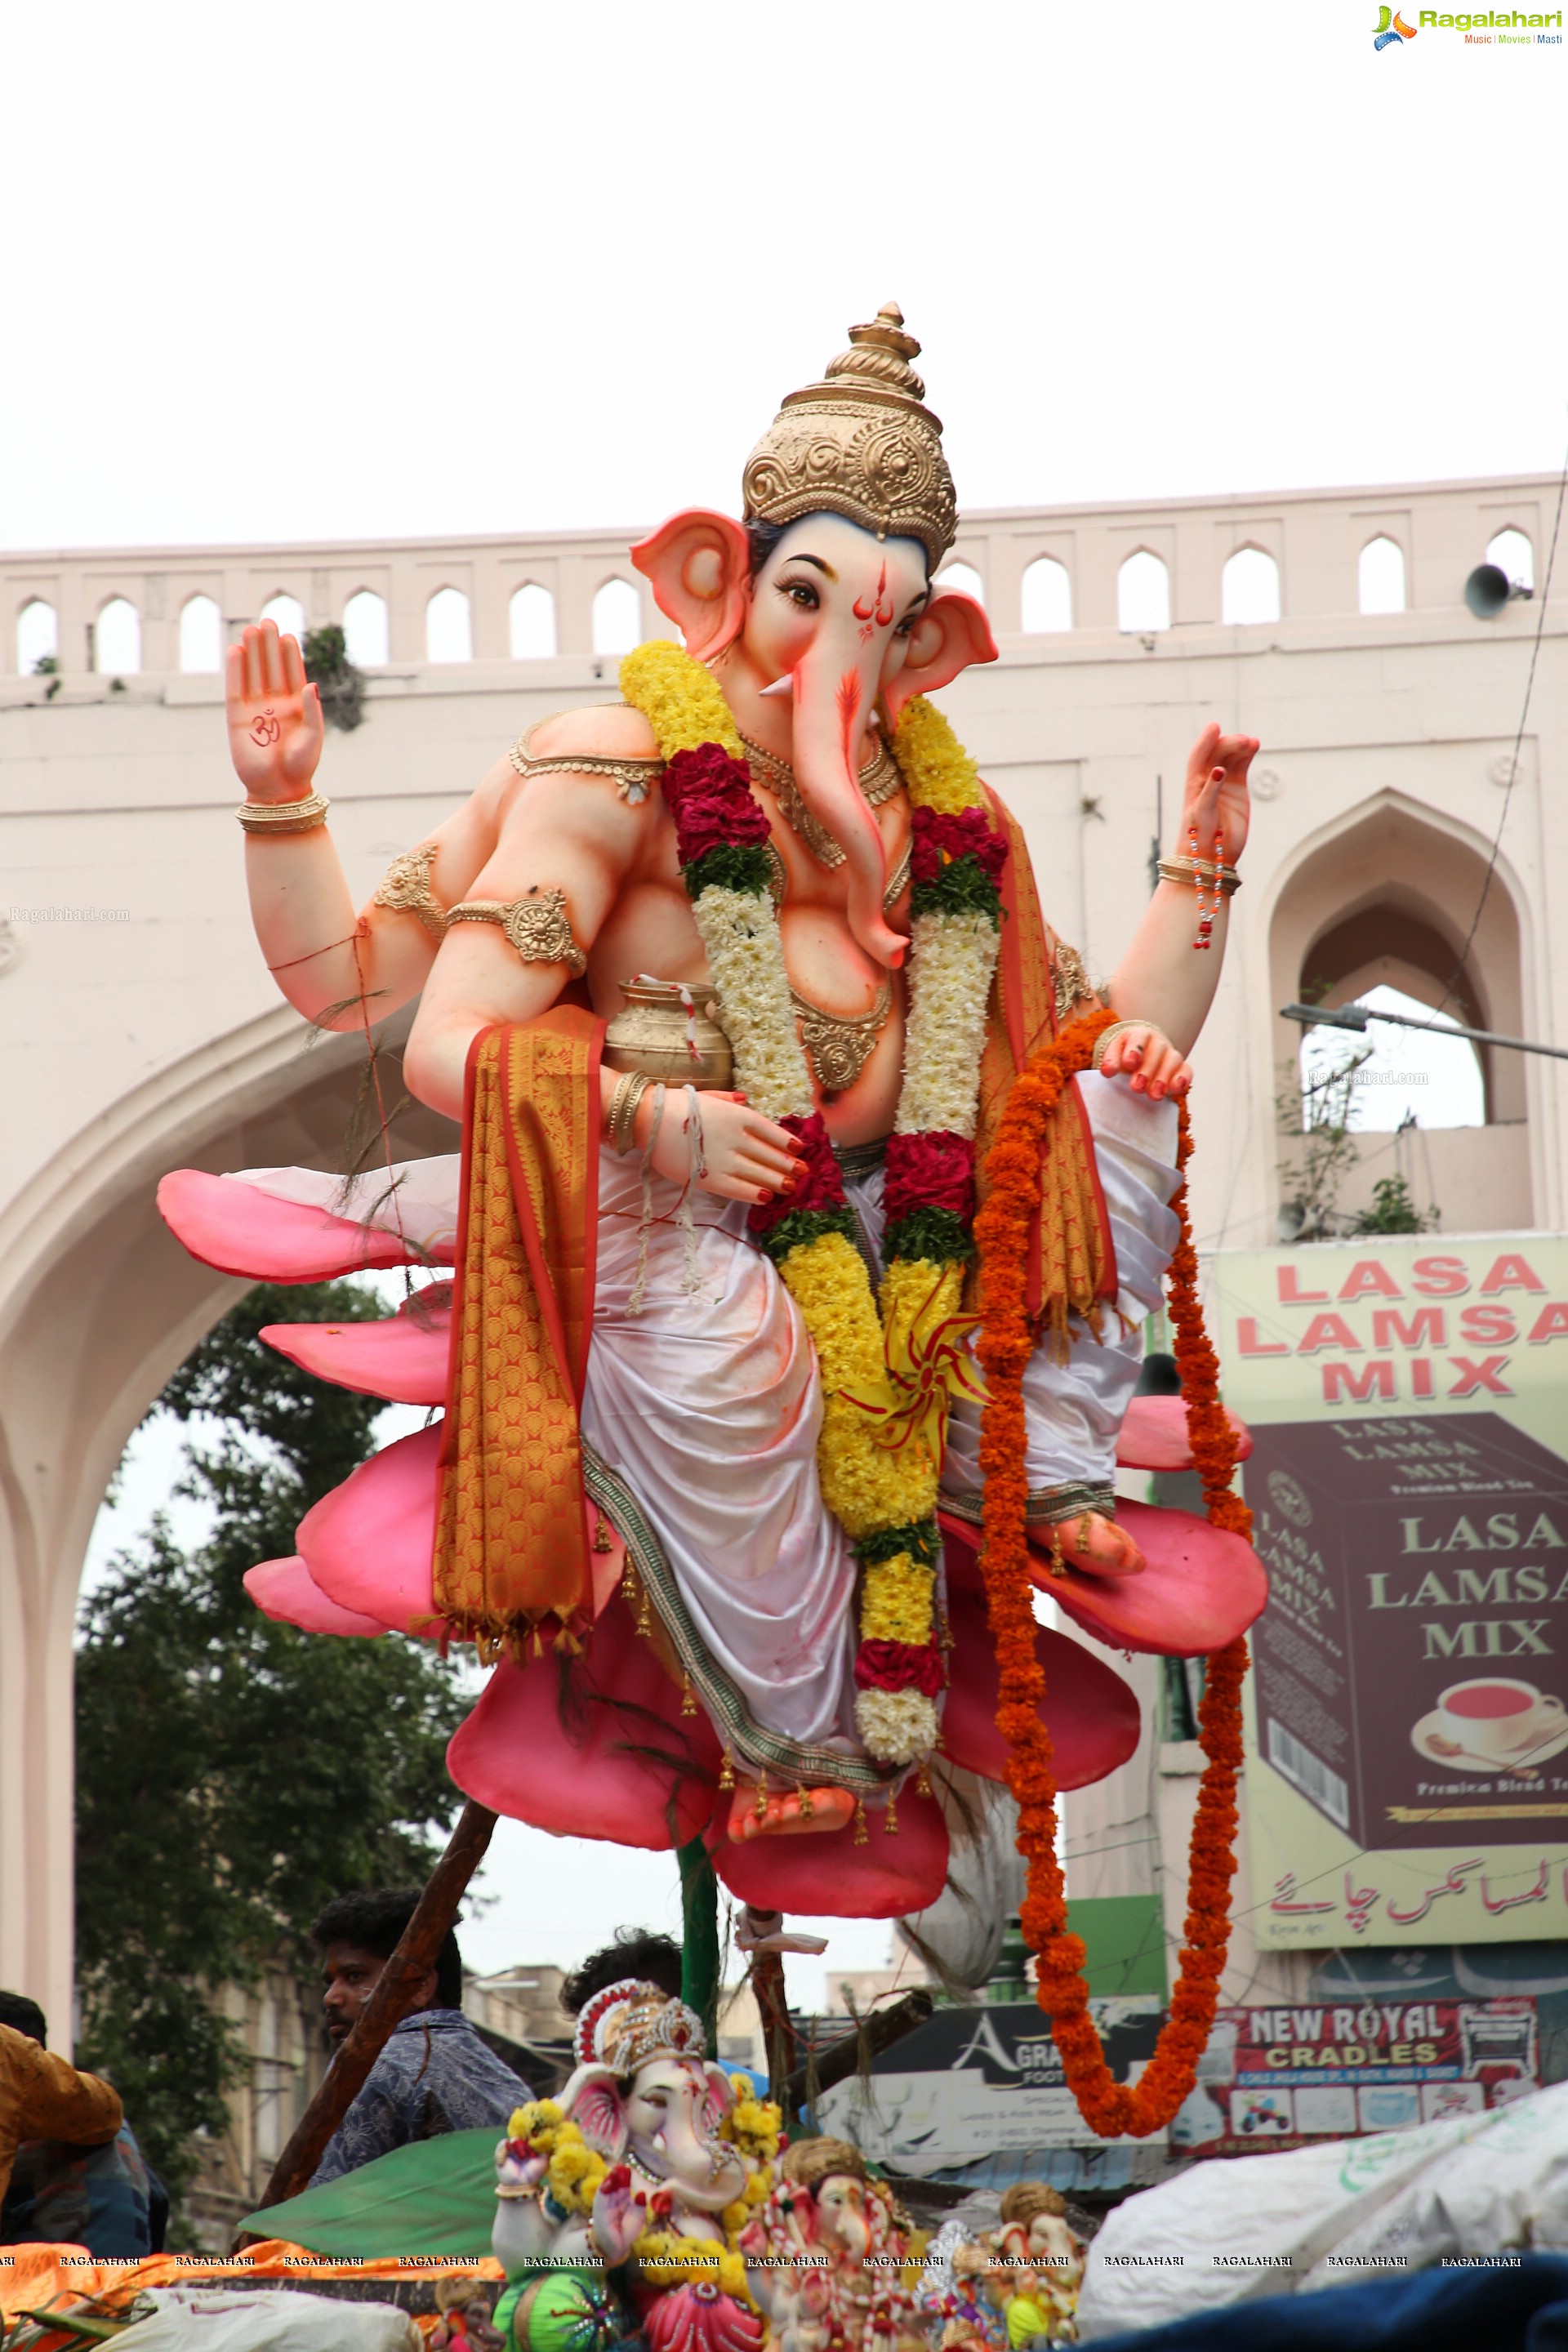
<box><xmin>775</xmin><ymin>577</ymin><xmax>820</xmax><ymax>611</ymax></box>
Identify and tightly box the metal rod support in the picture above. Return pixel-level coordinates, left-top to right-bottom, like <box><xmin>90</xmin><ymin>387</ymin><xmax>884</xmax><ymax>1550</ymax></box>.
<box><xmin>1279</xmin><ymin>1002</ymin><xmax>1568</xmax><ymax>1065</ymax></box>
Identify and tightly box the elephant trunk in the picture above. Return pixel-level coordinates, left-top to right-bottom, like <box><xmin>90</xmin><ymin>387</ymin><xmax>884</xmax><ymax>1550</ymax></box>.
<box><xmin>787</xmin><ymin>647</ymin><xmax>906</xmax><ymax>971</ymax></box>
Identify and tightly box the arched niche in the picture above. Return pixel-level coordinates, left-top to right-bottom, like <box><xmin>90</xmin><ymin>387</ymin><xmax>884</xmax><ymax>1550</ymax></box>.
<box><xmin>94</xmin><ymin>597</ymin><xmax>140</xmax><ymax>675</ymax></box>
<box><xmin>592</xmin><ymin>577</ymin><xmax>641</xmax><ymax>657</ymax></box>
<box><xmin>16</xmin><ymin>597</ymin><xmax>58</xmax><ymax>675</ymax></box>
<box><xmin>1021</xmin><ymin>556</ymin><xmax>1071</xmax><ymax>634</ymax></box>
<box><xmin>425</xmin><ymin>586</ymin><xmax>473</xmax><ymax>664</ymax></box>
<box><xmin>1221</xmin><ymin>546</ymin><xmax>1280</xmax><ymax>626</ymax></box>
<box><xmin>343</xmin><ymin>590</ymin><xmax>389</xmax><ymax>668</ymax></box>
<box><xmin>179</xmin><ymin>594</ymin><xmax>223</xmax><ymax>675</ymax></box>
<box><xmin>1267</xmin><ymin>794</ymin><xmax>1532</xmax><ymax>1224</ymax></box>
<box><xmin>1117</xmin><ymin>550</ymin><xmax>1169</xmax><ymax>634</ymax></box>
<box><xmin>510</xmin><ymin>582</ymin><xmax>556</xmax><ymax>660</ymax></box>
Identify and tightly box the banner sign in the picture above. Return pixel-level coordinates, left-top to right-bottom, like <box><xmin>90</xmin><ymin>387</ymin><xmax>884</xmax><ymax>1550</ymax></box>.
<box><xmin>1207</xmin><ymin>1235</ymin><xmax>1568</xmax><ymax>1945</ymax></box>
<box><xmin>815</xmin><ymin>2000</ymin><xmax>1164</xmax><ymax>2173</ymax></box>
<box><xmin>1169</xmin><ymin>1997</ymin><xmax>1540</xmax><ymax>2154</ymax></box>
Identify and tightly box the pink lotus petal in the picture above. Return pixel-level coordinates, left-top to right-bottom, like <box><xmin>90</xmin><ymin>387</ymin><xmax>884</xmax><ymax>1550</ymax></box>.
<box><xmin>942</xmin><ymin>1584</ymin><xmax>1140</xmax><ymax>1788</ymax></box>
<box><xmin>245</xmin><ymin>1556</ymin><xmax>390</xmax><ymax>1637</ymax></box>
<box><xmin>157</xmin><ymin>1169</ymin><xmax>430</xmax><ymax>1282</ymax></box>
<box><xmin>448</xmin><ymin>1597</ymin><xmax>719</xmax><ymax>1849</ymax></box>
<box><xmin>296</xmin><ymin>1423</ymin><xmax>441</xmax><ymax>1632</ymax></box>
<box><xmin>942</xmin><ymin>1500</ymin><xmax>1267</xmax><ymax>1660</ymax></box>
<box><xmin>710</xmin><ymin>1784</ymin><xmax>948</xmax><ymax>1919</ymax></box>
<box><xmin>1050</xmin><ymin>1499</ymin><xmax>1266</xmax><ymax>1659</ymax></box>
<box><xmin>261</xmin><ymin>1307</ymin><xmax>451</xmax><ymax>1406</ymax></box>
<box><xmin>1116</xmin><ymin>1393</ymin><xmax>1254</xmax><ymax>1471</ymax></box>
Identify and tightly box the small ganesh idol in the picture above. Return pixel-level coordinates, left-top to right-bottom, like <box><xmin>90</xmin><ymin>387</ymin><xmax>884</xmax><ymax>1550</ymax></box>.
<box><xmin>490</xmin><ymin>1978</ymin><xmax>778</xmax><ymax>2352</ymax></box>
<box><xmin>163</xmin><ymin>299</ymin><xmax>1265</xmax><ymax>1934</ymax></box>
<box><xmin>984</xmin><ymin>2185</ymin><xmax>1085</xmax><ymax>2350</ymax></box>
<box><xmin>741</xmin><ymin>2136</ymin><xmax>925</xmax><ymax>2352</ymax></box>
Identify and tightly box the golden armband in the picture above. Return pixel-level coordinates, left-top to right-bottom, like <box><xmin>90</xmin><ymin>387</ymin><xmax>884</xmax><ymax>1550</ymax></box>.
<box><xmin>445</xmin><ymin>889</ymin><xmax>588</xmax><ymax>976</ymax></box>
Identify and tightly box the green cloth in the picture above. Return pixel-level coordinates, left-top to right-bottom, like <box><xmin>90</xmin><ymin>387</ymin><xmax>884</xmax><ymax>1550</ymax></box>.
<box><xmin>242</xmin><ymin>2127</ymin><xmax>501</xmax><ymax>2257</ymax></box>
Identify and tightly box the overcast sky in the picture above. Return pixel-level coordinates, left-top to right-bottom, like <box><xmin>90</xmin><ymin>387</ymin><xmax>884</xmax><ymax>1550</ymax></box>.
<box><xmin>2</xmin><ymin>1</ymin><xmax>1564</xmax><ymax>558</ymax></box>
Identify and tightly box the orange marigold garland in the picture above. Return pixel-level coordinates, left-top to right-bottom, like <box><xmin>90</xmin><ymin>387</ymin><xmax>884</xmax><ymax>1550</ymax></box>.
<box><xmin>973</xmin><ymin>1008</ymin><xmax>1251</xmax><ymax>2138</ymax></box>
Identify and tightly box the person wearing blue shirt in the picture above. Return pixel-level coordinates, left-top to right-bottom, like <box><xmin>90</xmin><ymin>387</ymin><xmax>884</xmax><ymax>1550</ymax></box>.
<box><xmin>307</xmin><ymin>1889</ymin><xmax>532</xmax><ymax>2188</ymax></box>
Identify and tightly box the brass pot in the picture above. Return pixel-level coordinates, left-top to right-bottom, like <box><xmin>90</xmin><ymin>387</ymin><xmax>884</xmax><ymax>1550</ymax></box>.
<box><xmin>603</xmin><ymin>978</ymin><xmax>734</xmax><ymax>1089</ymax></box>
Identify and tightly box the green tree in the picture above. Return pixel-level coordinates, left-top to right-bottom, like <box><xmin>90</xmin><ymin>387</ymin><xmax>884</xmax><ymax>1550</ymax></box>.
<box><xmin>1352</xmin><ymin>1172</ymin><xmax>1436</xmax><ymax>1236</ymax></box>
<box><xmin>74</xmin><ymin>1281</ymin><xmax>467</xmax><ymax>2216</ymax></box>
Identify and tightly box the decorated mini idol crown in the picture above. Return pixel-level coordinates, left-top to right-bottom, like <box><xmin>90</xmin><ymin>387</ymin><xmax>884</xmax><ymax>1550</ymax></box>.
<box><xmin>572</xmin><ymin>1977</ymin><xmax>706</xmax><ymax>2077</ymax></box>
<box><xmin>741</xmin><ymin>303</ymin><xmax>958</xmax><ymax>572</ymax></box>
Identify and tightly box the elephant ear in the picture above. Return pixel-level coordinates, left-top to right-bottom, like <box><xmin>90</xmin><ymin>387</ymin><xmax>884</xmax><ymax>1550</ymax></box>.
<box><xmin>701</xmin><ymin>2060</ymin><xmax>737</xmax><ymax>2140</ymax></box>
<box><xmin>562</xmin><ymin>2062</ymin><xmax>630</xmax><ymax>2159</ymax></box>
<box><xmin>630</xmin><ymin>510</ymin><xmax>751</xmax><ymax>662</ymax></box>
<box><xmin>883</xmin><ymin>590</ymin><xmax>998</xmax><ymax>725</ymax></box>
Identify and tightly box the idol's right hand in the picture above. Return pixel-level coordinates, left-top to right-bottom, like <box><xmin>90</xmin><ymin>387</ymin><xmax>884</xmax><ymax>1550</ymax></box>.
<box><xmin>644</xmin><ymin>1089</ymin><xmax>804</xmax><ymax>1205</ymax></box>
<box><xmin>226</xmin><ymin>619</ymin><xmax>324</xmax><ymax>804</ymax></box>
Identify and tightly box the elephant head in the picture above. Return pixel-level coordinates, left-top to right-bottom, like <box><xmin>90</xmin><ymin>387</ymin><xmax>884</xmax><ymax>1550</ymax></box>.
<box><xmin>632</xmin><ymin>509</ymin><xmax>994</xmax><ymax>970</ymax></box>
<box><xmin>630</xmin><ymin>302</ymin><xmax>997</xmax><ymax>973</ymax></box>
<box><xmin>562</xmin><ymin>2049</ymin><xmax>749</xmax><ymax>2215</ymax></box>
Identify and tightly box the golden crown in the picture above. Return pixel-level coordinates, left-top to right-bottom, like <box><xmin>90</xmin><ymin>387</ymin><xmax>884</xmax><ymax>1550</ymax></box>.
<box><xmin>742</xmin><ymin>303</ymin><xmax>958</xmax><ymax>571</ymax></box>
<box><xmin>572</xmin><ymin>1977</ymin><xmax>706</xmax><ymax>2078</ymax></box>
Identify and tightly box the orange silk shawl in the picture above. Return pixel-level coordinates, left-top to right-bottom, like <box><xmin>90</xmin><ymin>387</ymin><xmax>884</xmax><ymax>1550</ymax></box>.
<box><xmin>433</xmin><ymin>1009</ymin><xmax>604</xmax><ymax>1653</ymax></box>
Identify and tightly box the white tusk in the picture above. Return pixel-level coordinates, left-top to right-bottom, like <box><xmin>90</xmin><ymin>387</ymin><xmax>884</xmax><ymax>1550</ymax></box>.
<box><xmin>758</xmin><ymin>674</ymin><xmax>795</xmax><ymax>698</ymax></box>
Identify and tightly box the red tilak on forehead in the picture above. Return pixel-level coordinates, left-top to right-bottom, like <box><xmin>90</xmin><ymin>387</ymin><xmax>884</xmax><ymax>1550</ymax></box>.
<box><xmin>853</xmin><ymin>564</ymin><xmax>895</xmax><ymax>634</ymax></box>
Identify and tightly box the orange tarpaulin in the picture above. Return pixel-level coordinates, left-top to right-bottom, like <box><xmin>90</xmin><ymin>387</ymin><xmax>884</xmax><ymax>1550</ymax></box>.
<box><xmin>1</xmin><ymin>2239</ymin><xmax>505</xmax><ymax>2340</ymax></box>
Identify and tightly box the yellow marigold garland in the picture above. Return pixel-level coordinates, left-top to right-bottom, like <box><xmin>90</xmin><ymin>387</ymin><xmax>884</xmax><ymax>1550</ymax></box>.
<box><xmin>505</xmin><ymin>2102</ymin><xmax>608</xmax><ymax>2217</ymax></box>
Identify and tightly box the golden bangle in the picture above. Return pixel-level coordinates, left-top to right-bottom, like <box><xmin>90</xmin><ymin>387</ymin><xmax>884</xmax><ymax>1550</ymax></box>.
<box><xmin>608</xmin><ymin>1071</ymin><xmax>651</xmax><ymax>1156</ymax></box>
<box><xmin>1157</xmin><ymin>857</ymin><xmax>1241</xmax><ymax>896</ymax></box>
<box><xmin>237</xmin><ymin>792</ymin><xmax>330</xmax><ymax>834</ymax></box>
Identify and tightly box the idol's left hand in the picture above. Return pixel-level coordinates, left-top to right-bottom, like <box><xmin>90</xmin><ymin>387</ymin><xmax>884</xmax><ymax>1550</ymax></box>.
<box><xmin>1181</xmin><ymin>722</ymin><xmax>1260</xmax><ymax>865</ymax></box>
<box><xmin>1100</xmin><ymin>1025</ymin><xmax>1192</xmax><ymax>1102</ymax></box>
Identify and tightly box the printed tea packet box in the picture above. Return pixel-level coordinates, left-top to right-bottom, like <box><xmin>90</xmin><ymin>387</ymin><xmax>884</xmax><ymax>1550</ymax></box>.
<box><xmin>1249</xmin><ymin>1412</ymin><xmax>1568</xmax><ymax>1854</ymax></box>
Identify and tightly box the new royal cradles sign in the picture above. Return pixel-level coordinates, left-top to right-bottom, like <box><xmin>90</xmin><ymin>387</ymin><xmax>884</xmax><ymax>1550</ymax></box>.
<box><xmin>1207</xmin><ymin>1234</ymin><xmax>1568</xmax><ymax>1947</ymax></box>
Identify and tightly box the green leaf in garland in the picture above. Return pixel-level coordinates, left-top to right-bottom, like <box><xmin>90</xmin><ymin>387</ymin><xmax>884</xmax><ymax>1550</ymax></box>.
<box><xmin>760</xmin><ymin>1205</ymin><xmax>862</xmax><ymax>1264</ymax></box>
<box><xmin>883</xmin><ymin>1206</ymin><xmax>975</xmax><ymax>1268</ymax></box>
<box><xmin>911</xmin><ymin>853</ymin><xmax>1002</xmax><ymax>925</ymax></box>
<box><xmin>855</xmin><ymin>1517</ymin><xmax>941</xmax><ymax>1568</ymax></box>
<box><xmin>683</xmin><ymin>844</ymin><xmax>775</xmax><ymax>902</ymax></box>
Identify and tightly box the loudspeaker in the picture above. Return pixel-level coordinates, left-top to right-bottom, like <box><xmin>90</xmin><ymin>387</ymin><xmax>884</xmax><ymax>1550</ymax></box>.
<box><xmin>1465</xmin><ymin>562</ymin><xmax>1532</xmax><ymax>618</ymax></box>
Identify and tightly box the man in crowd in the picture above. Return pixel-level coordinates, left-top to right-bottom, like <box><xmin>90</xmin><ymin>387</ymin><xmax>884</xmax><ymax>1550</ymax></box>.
<box><xmin>309</xmin><ymin>1889</ymin><xmax>532</xmax><ymax>2187</ymax></box>
<box><xmin>0</xmin><ymin>1993</ymin><xmax>165</xmax><ymax>2256</ymax></box>
<box><xmin>559</xmin><ymin>1930</ymin><xmax>684</xmax><ymax>2018</ymax></box>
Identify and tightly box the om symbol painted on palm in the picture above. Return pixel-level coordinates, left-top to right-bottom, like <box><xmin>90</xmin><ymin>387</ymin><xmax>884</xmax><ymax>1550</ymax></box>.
<box><xmin>250</xmin><ymin>709</ymin><xmax>281</xmax><ymax>746</ymax></box>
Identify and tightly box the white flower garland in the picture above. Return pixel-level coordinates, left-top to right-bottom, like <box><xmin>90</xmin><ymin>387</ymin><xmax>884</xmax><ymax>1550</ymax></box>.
<box><xmin>894</xmin><ymin>910</ymin><xmax>1001</xmax><ymax>1140</ymax></box>
<box><xmin>688</xmin><ymin>884</ymin><xmax>815</xmax><ymax>1122</ymax></box>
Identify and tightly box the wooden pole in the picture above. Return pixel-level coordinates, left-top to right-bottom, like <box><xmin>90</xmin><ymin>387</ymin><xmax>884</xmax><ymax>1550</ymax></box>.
<box><xmin>751</xmin><ymin>1947</ymin><xmax>795</xmax><ymax>2107</ymax></box>
<box><xmin>254</xmin><ymin>1798</ymin><xmax>498</xmax><ymax>2215</ymax></box>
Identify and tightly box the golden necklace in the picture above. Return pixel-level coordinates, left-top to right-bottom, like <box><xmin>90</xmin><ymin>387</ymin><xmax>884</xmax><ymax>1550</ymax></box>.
<box><xmin>738</xmin><ymin>728</ymin><xmax>903</xmax><ymax>868</ymax></box>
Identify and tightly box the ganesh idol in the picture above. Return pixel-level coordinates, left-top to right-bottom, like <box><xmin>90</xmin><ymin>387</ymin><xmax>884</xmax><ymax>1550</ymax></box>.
<box><xmin>159</xmin><ymin>305</ymin><xmax>1266</xmax><ymax>1922</ymax></box>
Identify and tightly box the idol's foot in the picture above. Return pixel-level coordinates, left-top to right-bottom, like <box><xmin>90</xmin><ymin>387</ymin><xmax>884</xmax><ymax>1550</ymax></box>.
<box><xmin>729</xmin><ymin>1784</ymin><xmax>857</xmax><ymax>1841</ymax></box>
<box><xmin>1027</xmin><ymin>1509</ymin><xmax>1145</xmax><ymax>1583</ymax></box>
